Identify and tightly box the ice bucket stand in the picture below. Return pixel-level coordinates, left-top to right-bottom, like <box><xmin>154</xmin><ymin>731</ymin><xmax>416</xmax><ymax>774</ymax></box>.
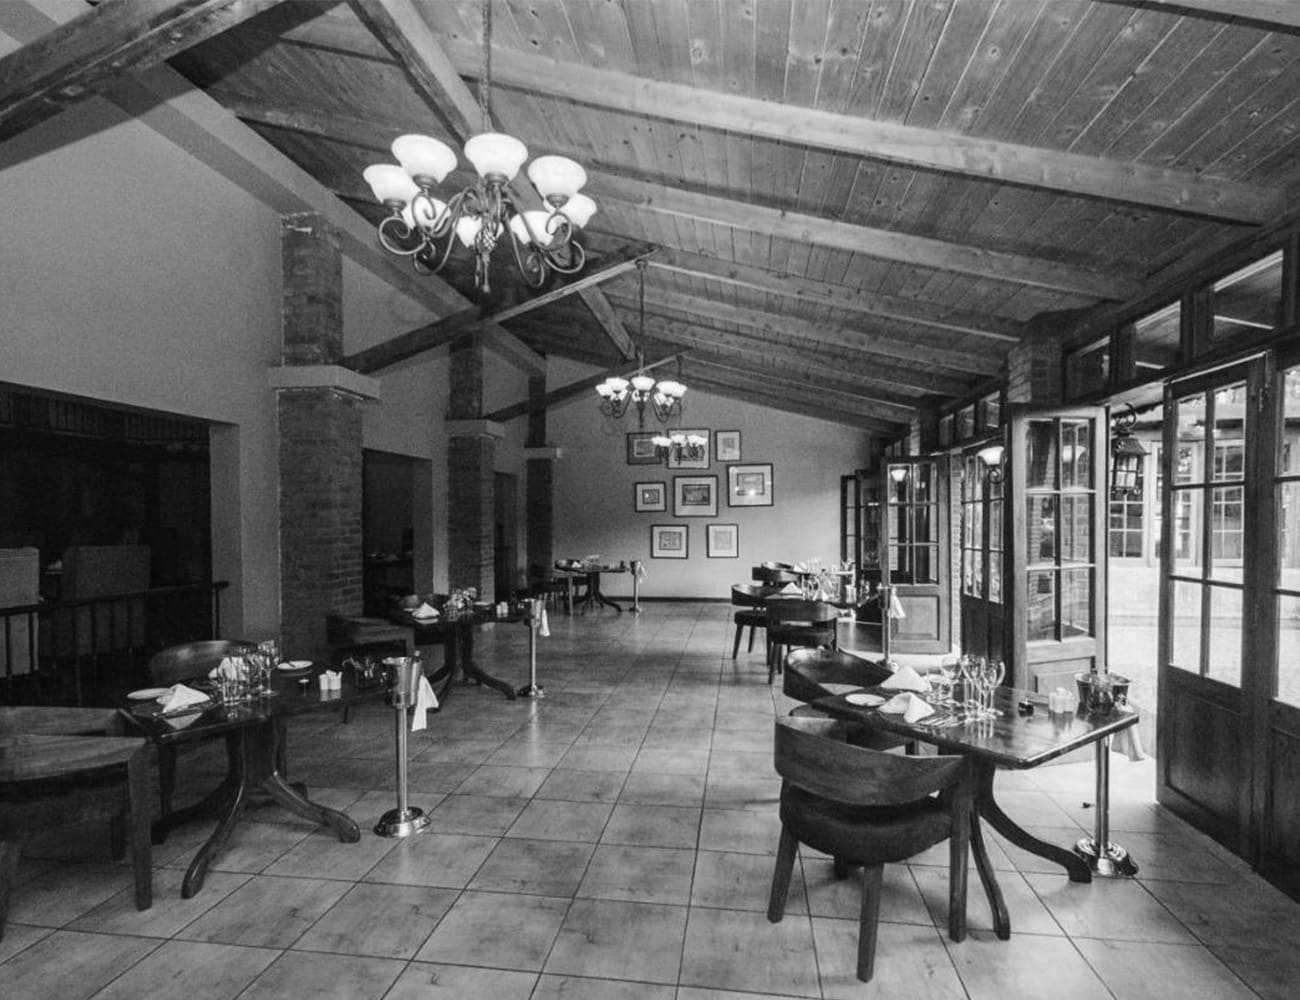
<box><xmin>375</xmin><ymin>655</ymin><xmax>431</xmax><ymax>838</ymax></box>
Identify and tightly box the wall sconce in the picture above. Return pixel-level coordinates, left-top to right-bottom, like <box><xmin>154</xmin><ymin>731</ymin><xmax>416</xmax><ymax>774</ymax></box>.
<box><xmin>1111</xmin><ymin>405</ymin><xmax>1148</xmax><ymax>496</ymax></box>
<box><xmin>888</xmin><ymin>465</ymin><xmax>909</xmax><ymax>484</ymax></box>
<box><xmin>976</xmin><ymin>443</ymin><xmax>1005</xmax><ymax>483</ymax></box>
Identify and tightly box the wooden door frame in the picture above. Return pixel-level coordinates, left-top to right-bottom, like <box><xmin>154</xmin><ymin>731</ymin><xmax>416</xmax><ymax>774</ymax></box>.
<box><xmin>880</xmin><ymin>455</ymin><xmax>951</xmax><ymax>655</ymax></box>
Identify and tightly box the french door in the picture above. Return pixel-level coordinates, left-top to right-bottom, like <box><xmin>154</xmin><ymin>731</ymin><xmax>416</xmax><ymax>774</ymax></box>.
<box><xmin>1006</xmin><ymin>405</ymin><xmax>1107</xmax><ymax>692</ymax></box>
<box><xmin>881</xmin><ymin>457</ymin><xmax>950</xmax><ymax>655</ymax></box>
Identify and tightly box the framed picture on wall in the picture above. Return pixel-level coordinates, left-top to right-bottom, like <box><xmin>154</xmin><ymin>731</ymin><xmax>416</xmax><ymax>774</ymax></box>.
<box><xmin>715</xmin><ymin>430</ymin><xmax>741</xmax><ymax>462</ymax></box>
<box><xmin>650</xmin><ymin>524</ymin><xmax>688</xmax><ymax>559</ymax></box>
<box><xmin>665</xmin><ymin>429</ymin><xmax>710</xmax><ymax>469</ymax></box>
<box><xmin>673</xmin><ymin>475</ymin><xmax>718</xmax><ymax>517</ymax></box>
<box><xmin>626</xmin><ymin>431</ymin><xmax>662</xmax><ymax>465</ymax></box>
<box><xmin>634</xmin><ymin>481</ymin><xmax>666</xmax><ymax>512</ymax></box>
<box><xmin>706</xmin><ymin>523</ymin><xmax>739</xmax><ymax>558</ymax></box>
<box><xmin>727</xmin><ymin>463</ymin><xmax>774</xmax><ymax>507</ymax></box>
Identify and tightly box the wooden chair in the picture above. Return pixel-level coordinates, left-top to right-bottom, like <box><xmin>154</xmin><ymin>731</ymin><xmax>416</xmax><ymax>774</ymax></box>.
<box><xmin>146</xmin><ymin>639</ymin><xmax>255</xmax><ymax>815</ymax></box>
<box><xmin>752</xmin><ymin>564</ymin><xmax>799</xmax><ymax>587</ymax></box>
<box><xmin>768</xmin><ymin>715</ymin><xmax>989</xmax><ymax>983</ymax></box>
<box><xmin>765</xmin><ymin>599</ymin><xmax>838</xmax><ymax>684</ymax></box>
<box><xmin>782</xmin><ymin>647</ymin><xmax>915</xmax><ymax>754</ymax></box>
<box><xmin>0</xmin><ymin>706</ymin><xmax>151</xmax><ymax>941</ymax></box>
<box><xmin>730</xmin><ymin>583</ymin><xmax>772</xmax><ymax>659</ymax></box>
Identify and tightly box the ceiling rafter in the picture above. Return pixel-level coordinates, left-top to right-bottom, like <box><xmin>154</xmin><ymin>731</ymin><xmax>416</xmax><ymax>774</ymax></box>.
<box><xmin>605</xmin><ymin>287</ymin><xmax>1002</xmax><ymax>376</ymax></box>
<box><xmin>431</xmin><ymin>37</ymin><xmax>1279</xmax><ymax>225</ymax></box>
<box><xmin>1098</xmin><ymin>0</ymin><xmax>1300</xmax><ymax>29</ymax></box>
<box><xmin>482</xmin><ymin>352</ymin><xmax>685</xmax><ymax>423</ymax></box>
<box><xmin>0</xmin><ymin>0</ymin><xmax>274</xmax><ymax>142</ymax></box>
<box><xmin>341</xmin><ymin>245</ymin><xmax>652</xmax><ymax>373</ymax></box>
<box><xmin>683</xmin><ymin>372</ymin><xmax>900</xmax><ymax>432</ymax></box>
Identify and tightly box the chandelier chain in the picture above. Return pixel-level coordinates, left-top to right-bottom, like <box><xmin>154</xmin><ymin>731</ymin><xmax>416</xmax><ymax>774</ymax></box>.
<box><xmin>479</xmin><ymin>0</ymin><xmax>493</xmax><ymax>133</ymax></box>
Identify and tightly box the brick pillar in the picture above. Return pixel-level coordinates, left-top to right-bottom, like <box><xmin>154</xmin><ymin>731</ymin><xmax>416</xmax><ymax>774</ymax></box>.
<box><xmin>447</xmin><ymin>339</ymin><xmax>498</xmax><ymax>596</ymax></box>
<box><xmin>273</xmin><ymin>213</ymin><xmax>375</xmax><ymax>660</ymax></box>
<box><xmin>1005</xmin><ymin>320</ymin><xmax>1065</xmax><ymax>405</ymax></box>
<box><xmin>524</xmin><ymin>375</ymin><xmax>557</xmax><ymax>587</ymax></box>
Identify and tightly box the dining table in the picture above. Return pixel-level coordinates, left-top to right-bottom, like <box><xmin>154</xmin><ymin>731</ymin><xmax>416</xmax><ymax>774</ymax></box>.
<box><xmin>555</xmin><ymin>561</ymin><xmax>628</xmax><ymax>614</ymax></box>
<box><xmin>390</xmin><ymin>606</ymin><xmax>524</xmax><ymax>703</ymax></box>
<box><xmin>812</xmin><ymin>682</ymin><xmax>1140</xmax><ymax>940</ymax></box>
<box><xmin>123</xmin><ymin>663</ymin><xmax>384</xmax><ymax>898</ymax></box>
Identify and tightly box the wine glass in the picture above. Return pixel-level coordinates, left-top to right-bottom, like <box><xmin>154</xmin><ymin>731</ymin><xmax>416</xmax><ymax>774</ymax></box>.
<box><xmin>956</xmin><ymin>655</ymin><xmax>977</xmax><ymax>722</ymax></box>
<box><xmin>984</xmin><ymin>659</ymin><xmax>1006</xmax><ymax>718</ymax></box>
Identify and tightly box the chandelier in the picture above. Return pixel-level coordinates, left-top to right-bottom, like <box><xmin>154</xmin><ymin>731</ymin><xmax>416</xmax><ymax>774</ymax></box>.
<box><xmin>595</xmin><ymin>261</ymin><xmax>686</xmax><ymax>427</ymax></box>
<box><xmin>653</xmin><ymin>429</ymin><xmax>707</xmax><ymax>463</ymax></box>
<box><xmin>361</xmin><ymin>0</ymin><xmax>594</xmax><ymax>294</ymax></box>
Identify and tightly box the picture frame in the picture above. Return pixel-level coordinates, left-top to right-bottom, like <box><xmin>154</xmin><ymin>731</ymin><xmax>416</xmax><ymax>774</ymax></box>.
<box><xmin>650</xmin><ymin>523</ymin><xmax>688</xmax><ymax>559</ymax></box>
<box><xmin>626</xmin><ymin>431</ymin><xmax>662</xmax><ymax>466</ymax></box>
<box><xmin>665</xmin><ymin>428</ymin><xmax>710</xmax><ymax>469</ymax></box>
<box><xmin>633</xmin><ymin>481</ymin><xmax>666</xmax><ymax>513</ymax></box>
<box><xmin>706</xmin><ymin>523</ymin><xmax>739</xmax><ymax>559</ymax></box>
<box><xmin>715</xmin><ymin>429</ymin><xmax>741</xmax><ymax>462</ymax></box>
<box><xmin>673</xmin><ymin>475</ymin><xmax>718</xmax><ymax>517</ymax></box>
<box><xmin>727</xmin><ymin>463</ymin><xmax>774</xmax><ymax>507</ymax></box>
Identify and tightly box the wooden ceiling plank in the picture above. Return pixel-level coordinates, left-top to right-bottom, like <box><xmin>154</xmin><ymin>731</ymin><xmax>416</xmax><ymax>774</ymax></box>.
<box><xmin>648</xmin><ymin>247</ymin><xmax>1024</xmax><ymax>341</ymax></box>
<box><xmin>686</xmin><ymin>356</ymin><xmax>918</xmax><ymax>423</ymax></box>
<box><xmin>577</xmin><ymin>287</ymin><xmax>636</xmax><ymax>360</ymax></box>
<box><xmin>0</xmin><ymin>0</ymin><xmax>274</xmax><ymax>142</ymax></box>
<box><xmin>684</xmin><ymin>373</ymin><xmax>901</xmax><ymax>432</ymax></box>
<box><xmin>587</xmin><ymin>173</ymin><xmax>1141</xmax><ymax>300</ymax></box>
<box><xmin>432</xmin><ymin>35</ymin><xmax>1280</xmax><ymax>223</ymax></box>
<box><xmin>482</xmin><ymin>351</ymin><xmax>685</xmax><ymax>423</ymax></box>
<box><xmin>1099</xmin><ymin>0</ymin><xmax>1300</xmax><ymax>30</ymax></box>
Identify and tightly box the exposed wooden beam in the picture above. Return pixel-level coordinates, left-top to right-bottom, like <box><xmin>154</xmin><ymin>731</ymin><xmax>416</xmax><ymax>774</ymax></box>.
<box><xmin>340</xmin><ymin>247</ymin><xmax>652</xmax><ymax>373</ymax></box>
<box><xmin>483</xmin><ymin>352</ymin><xmax>684</xmax><ymax>423</ymax></box>
<box><xmin>477</xmin><ymin>327</ymin><xmax>545</xmax><ymax>376</ymax></box>
<box><xmin>607</xmin><ymin>287</ymin><xmax>1002</xmax><ymax>376</ymax></box>
<box><xmin>587</xmin><ymin>174</ymin><xmax>1140</xmax><ymax>301</ymax></box>
<box><xmin>0</xmin><ymin>0</ymin><xmax>273</xmax><ymax>142</ymax></box>
<box><xmin>640</xmin><ymin>314</ymin><xmax>971</xmax><ymax>397</ymax></box>
<box><xmin>436</xmin><ymin>36</ymin><xmax>1279</xmax><ymax>225</ymax></box>
<box><xmin>1099</xmin><ymin>0</ymin><xmax>1300</xmax><ymax>30</ymax></box>
<box><xmin>648</xmin><ymin>249</ymin><xmax>1024</xmax><ymax>343</ymax></box>
<box><xmin>684</xmin><ymin>373</ymin><xmax>901</xmax><ymax>433</ymax></box>
<box><xmin>578</xmin><ymin>287</ymin><xmax>636</xmax><ymax>361</ymax></box>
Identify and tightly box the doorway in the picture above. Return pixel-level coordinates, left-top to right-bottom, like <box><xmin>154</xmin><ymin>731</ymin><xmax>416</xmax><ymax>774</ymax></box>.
<box><xmin>494</xmin><ymin>471</ymin><xmax>518</xmax><ymax>603</ymax></box>
<box><xmin>362</xmin><ymin>450</ymin><xmax>415</xmax><ymax>614</ymax></box>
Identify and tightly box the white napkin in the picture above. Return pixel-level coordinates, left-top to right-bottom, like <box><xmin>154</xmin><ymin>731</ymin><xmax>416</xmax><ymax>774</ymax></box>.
<box><xmin>208</xmin><ymin>656</ymin><xmax>243</xmax><ymax>681</ymax></box>
<box><xmin>779</xmin><ymin>582</ymin><xmax>801</xmax><ymax>595</ymax></box>
<box><xmin>539</xmin><ymin>608</ymin><xmax>550</xmax><ymax>638</ymax></box>
<box><xmin>880</xmin><ymin>691</ymin><xmax>935</xmax><ymax>723</ymax></box>
<box><xmin>887</xmin><ymin>588</ymin><xmax>907</xmax><ymax>619</ymax></box>
<box><xmin>1112</xmin><ymin>705</ymin><xmax>1146</xmax><ymax>761</ymax></box>
<box><xmin>411</xmin><ymin>675</ymin><xmax>439</xmax><ymax>731</ymax></box>
<box><xmin>157</xmin><ymin>683</ymin><xmax>208</xmax><ymax>714</ymax></box>
<box><xmin>411</xmin><ymin>602</ymin><xmax>440</xmax><ymax>620</ymax></box>
<box><xmin>879</xmin><ymin>664</ymin><xmax>928</xmax><ymax>693</ymax></box>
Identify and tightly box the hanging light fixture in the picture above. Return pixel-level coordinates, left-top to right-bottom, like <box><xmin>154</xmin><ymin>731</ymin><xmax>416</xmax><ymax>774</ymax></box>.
<box><xmin>652</xmin><ymin>429</ymin><xmax>707</xmax><ymax>463</ymax></box>
<box><xmin>1111</xmin><ymin>404</ymin><xmax>1148</xmax><ymax>496</ymax></box>
<box><xmin>976</xmin><ymin>443</ymin><xmax>1005</xmax><ymax>483</ymax></box>
<box><xmin>362</xmin><ymin>0</ymin><xmax>594</xmax><ymax>294</ymax></box>
<box><xmin>595</xmin><ymin>260</ymin><xmax>687</xmax><ymax>427</ymax></box>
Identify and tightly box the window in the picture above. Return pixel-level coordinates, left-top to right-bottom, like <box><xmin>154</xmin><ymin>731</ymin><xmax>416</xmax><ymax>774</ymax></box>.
<box><xmin>1212</xmin><ymin>442</ymin><xmax>1244</xmax><ymax>562</ymax></box>
<box><xmin>1108</xmin><ymin>457</ymin><xmax>1145</xmax><ymax>558</ymax></box>
<box><xmin>1133</xmin><ymin>301</ymin><xmax>1181</xmax><ymax>376</ymax></box>
<box><xmin>1211</xmin><ymin>250</ymin><xmax>1284</xmax><ymax>343</ymax></box>
<box><xmin>1067</xmin><ymin>335</ymin><xmax>1109</xmax><ymax>398</ymax></box>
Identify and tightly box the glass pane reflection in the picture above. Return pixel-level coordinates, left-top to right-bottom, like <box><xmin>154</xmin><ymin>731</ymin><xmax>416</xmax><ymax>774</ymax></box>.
<box><xmin>1171</xmin><ymin>579</ymin><xmax>1202</xmax><ymax>674</ymax></box>
<box><xmin>1029</xmin><ymin>495</ymin><xmax>1057</xmax><ymax>563</ymax></box>
<box><xmin>1028</xmin><ymin>570</ymin><xmax>1055</xmax><ymax>641</ymax></box>
<box><xmin>1276</xmin><ymin>595</ymin><xmax>1300</xmax><ymax>708</ymax></box>
<box><xmin>1026</xmin><ymin>421</ymin><xmax>1058</xmax><ymax>489</ymax></box>
<box><xmin>1061</xmin><ymin>569</ymin><xmax>1092</xmax><ymax>637</ymax></box>
<box><xmin>1206</xmin><ymin>585</ymin><xmax>1242</xmax><ymax>688</ymax></box>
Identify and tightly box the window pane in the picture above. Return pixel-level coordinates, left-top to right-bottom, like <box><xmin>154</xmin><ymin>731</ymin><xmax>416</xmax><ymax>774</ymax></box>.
<box><xmin>1062</xmin><ymin>569</ymin><xmax>1092</xmax><ymax>638</ymax></box>
<box><xmin>988</xmin><ymin>550</ymin><xmax>1002</xmax><ymax>603</ymax></box>
<box><xmin>969</xmin><ymin>549</ymin><xmax>982</xmax><ymax>598</ymax></box>
<box><xmin>1062</xmin><ymin>419</ymin><xmax>1092</xmax><ymax>487</ymax></box>
<box><xmin>913</xmin><ymin>465</ymin><xmax>934</xmax><ymax>502</ymax></box>
<box><xmin>1280</xmin><ymin>479</ymin><xmax>1300</xmax><ymax>572</ymax></box>
<box><xmin>1026</xmin><ymin>421</ymin><xmax>1058</xmax><ymax>489</ymax></box>
<box><xmin>1277</xmin><ymin>595</ymin><xmax>1300</xmax><ymax>709</ymax></box>
<box><xmin>1171</xmin><ymin>488</ymin><xmax>1200</xmax><ymax>574</ymax></box>
<box><xmin>1068</xmin><ymin>336</ymin><xmax>1109</xmax><ymax>398</ymax></box>
<box><xmin>915</xmin><ymin>545</ymin><xmax>936</xmax><ymax>584</ymax></box>
<box><xmin>1171</xmin><ymin>579</ymin><xmax>1203</xmax><ymax>674</ymax></box>
<box><xmin>1206</xmin><ymin>586</ymin><xmax>1243</xmax><ymax>688</ymax></box>
<box><xmin>1134</xmin><ymin>301</ymin><xmax>1181</xmax><ymax>376</ymax></box>
<box><xmin>914</xmin><ymin>504</ymin><xmax>935</xmax><ymax>544</ymax></box>
<box><xmin>1028</xmin><ymin>570</ymin><xmax>1055</xmax><ymax>641</ymax></box>
<box><xmin>1210</xmin><ymin>485</ymin><xmax>1244</xmax><ymax>564</ymax></box>
<box><xmin>989</xmin><ymin>499</ymin><xmax>1003</xmax><ymax>550</ymax></box>
<box><xmin>1211</xmin><ymin>250</ymin><xmax>1283</xmax><ymax>342</ymax></box>
<box><xmin>1029</xmin><ymin>495</ymin><xmax>1057</xmax><ymax>563</ymax></box>
<box><xmin>1060</xmin><ymin>494</ymin><xmax>1092</xmax><ymax>564</ymax></box>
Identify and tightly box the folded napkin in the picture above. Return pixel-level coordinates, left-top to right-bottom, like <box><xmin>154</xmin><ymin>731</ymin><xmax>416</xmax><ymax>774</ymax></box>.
<box><xmin>411</xmin><ymin>602</ymin><xmax>440</xmax><ymax>620</ymax></box>
<box><xmin>157</xmin><ymin>683</ymin><xmax>208</xmax><ymax>714</ymax></box>
<box><xmin>411</xmin><ymin>674</ymin><xmax>440</xmax><ymax>731</ymax></box>
<box><xmin>779</xmin><ymin>582</ymin><xmax>801</xmax><ymax>595</ymax></box>
<box><xmin>879</xmin><ymin>664</ymin><xmax>928</xmax><ymax>693</ymax></box>
<box><xmin>319</xmin><ymin>669</ymin><xmax>342</xmax><ymax>692</ymax></box>
<box><xmin>208</xmin><ymin>656</ymin><xmax>244</xmax><ymax>681</ymax></box>
<box><xmin>538</xmin><ymin>607</ymin><xmax>550</xmax><ymax>638</ymax></box>
<box><xmin>879</xmin><ymin>691</ymin><xmax>935</xmax><ymax>723</ymax></box>
<box><xmin>1111</xmin><ymin>705</ymin><xmax>1146</xmax><ymax>761</ymax></box>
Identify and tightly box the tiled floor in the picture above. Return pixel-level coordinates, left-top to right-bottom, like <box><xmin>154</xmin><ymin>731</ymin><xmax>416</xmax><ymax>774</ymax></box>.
<box><xmin>5</xmin><ymin>603</ymin><xmax>1300</xmax><ymax>999</ymax></box>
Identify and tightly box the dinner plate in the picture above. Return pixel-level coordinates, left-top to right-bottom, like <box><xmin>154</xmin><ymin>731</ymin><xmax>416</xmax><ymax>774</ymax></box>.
<box><xmin>845</xmin><ymin>692</ymin><xmax>886</xmax><ymax>707</ymax></box>
<box><xmin>277</xmin><ymin>660</ymin><xmax>312</xmax><ymax>672</ymax></box>
<box><xmin>128</xmin><ymin>687</ymin><xmax>169</xmax><ymax>700</ymax></box>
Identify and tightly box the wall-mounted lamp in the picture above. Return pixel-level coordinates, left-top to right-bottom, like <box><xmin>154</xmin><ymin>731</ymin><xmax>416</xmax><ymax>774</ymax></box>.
<box><xmin>888</xmin><ymin>465</ymin><xmax>909</xmax><ymax>484</ymax></box>
<box><xmin>976</xmin><ymin>443</ymin><xmax>1005</xmax><ymax>483</ymax></box>
<box><xmin>1111</xmin><ymin>405</ymin><xmax>1148</xmax><ymax>496</ymax></box>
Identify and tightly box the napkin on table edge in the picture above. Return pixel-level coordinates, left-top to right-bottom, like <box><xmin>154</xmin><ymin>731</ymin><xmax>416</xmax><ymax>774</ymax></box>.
<box><xmin>411</xmin><ymin>601</ymin><xmax>440</xmax><ymax>620</ymax></box>
<box><xmin>878</xmin><ymin>663</ymin><xmax>928</xmax><ymax>693</ymax></box>
<box><xmin>157</xmin><ymin>683</ymin><xmax>208</xmax><ymax>714</ymax></box>
<box><xmin>879</xmin><ymin>691</ymin><xmax>935</xmax><ymax>723</ymax></box>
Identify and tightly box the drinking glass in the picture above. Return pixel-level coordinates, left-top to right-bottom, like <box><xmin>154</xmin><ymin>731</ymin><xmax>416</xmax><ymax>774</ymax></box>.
<box><xmin>984</xmin><ymin>659</ymin><xmax>1006</xmax><ymax>718</ymax></box>
<box><xmin>246</xmin><ymin>651</ymin><xmax>272</xmax><ymax>696</ymax></box>
<box><xmin>956</xmin><ymin>655</ymin><xmax>978</xmax><ymax>721</ymax></box>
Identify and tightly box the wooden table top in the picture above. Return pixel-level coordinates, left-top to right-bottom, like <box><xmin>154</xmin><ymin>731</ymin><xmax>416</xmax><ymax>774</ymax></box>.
<box><xmin>814</xmin><ymin>686</ymin><xmax>1139</xmax><ymax>769</ymax></box>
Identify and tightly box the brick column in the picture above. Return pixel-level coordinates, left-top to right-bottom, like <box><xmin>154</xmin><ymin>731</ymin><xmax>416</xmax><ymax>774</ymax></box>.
<box><xmin>272</xmin><ymin>213</ymin><xmax>377</xmax><ymax>659</ymax></box>
<box><xmin>1005</xmin><ymin>320</ymin><xmax>1065</xmax><ymax>405</ymax></box>
<box><xmin>447</xmin><ymin>339</ymin><xmax>498</xmax><ymax>596</ymax></box>
<box><xmin>524</xmin><ymin>375</ymin><xmax>558</xmax><ymax>588</ymax></box>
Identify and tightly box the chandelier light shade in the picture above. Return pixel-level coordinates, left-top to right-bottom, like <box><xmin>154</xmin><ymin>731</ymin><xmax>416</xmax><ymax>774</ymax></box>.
<box><xmin>652</xmin><ymin>430</ymin><xmax>707</xmax><ymax>463</ymax></box>
<box><xmin>361</xmin><ymin>1</ymin><xmax>594</xmax><ymax>294</ymax></box>
<box><xmin>595</xmin><ymin>260</ymin><xmax>687</xmax><ymax>428</ymax></box>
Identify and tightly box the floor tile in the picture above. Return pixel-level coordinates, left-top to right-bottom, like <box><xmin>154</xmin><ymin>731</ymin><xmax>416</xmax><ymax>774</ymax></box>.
<box><xmin>362</xmin><ymin>831</ymin><xmax>497</xmax><ymax>888</ymax></box>
<box><xmin>454</xmin><ymin>764</ymin><xmax>552</xmax><ymax>798</ymax></box>
<box><xmin>238</xmin><ymin>951</ymin><xmax>405</xmax><ymax>1000</ymax></box>
<box><xmin>0</xmin><ymin>923</ymin><xmax>52</xmax><ymax>965</ymax></box>
<box><xmin>5</xmin><ymin>863</ymin><xmax>145</xmax><ymax>928</ymax></box>
<box><xmin>600</xmin><ymin>803</ymin><xmax>700</xmax><ymax>849</ymax></box>
<box><xmin>263</xmin><ymin>829</ymin><xmax>398</xmax><ymax>881</ymax></box>
<box><xmin>619</xmin><ymin>770</ymin><xmax>706</xmax><ymax>808</ymax></box>
<box><xmin>0</xmin><ymin>929</ymin><xmax>160</xmax><ymax>1000</ymax></box>
<box><xmin>804</xmin><ymin>860</ymin><xmax>930</xmax><ymax>925</ymax></box>
<box><xmin>384</xmin><ymin>961</ymin><xmax>536</xmax><ymax>999</ymax></box>
<box><xmin>692</xmin><ymin>849</ymin><xmax>807</xmax><ymax>913</ymax></box>
<box><xmin>679</xmin><ymin>905</ymin><xmax>820</xmax><ymax>997</ymax></box>
<box><xmin>531</xmin><ymin>974</ymin><xmax>674</xmax><ymax>999</ymax></box>
<box><xmin>293</xmin><ymin>882</ymin><xmax>457</xmax><ymax>958</ymax></box>
<box><xmin>698</xmin><ymin>807</ymin><xmax>783</xmax><ymax>854</ymax></box>
<box><xmin>468</xmin><ymin>837</ymin><xmax>595</xmax><ymax>896</ymax></box>
<box><xmin>1212</xmin><ymin>943</ymin><xmax>1300</xmax><ymax>1000</ymax></box>
<box><xmin>177</xmin><ymin>874</ymin><xmax>350</xmax><ymax>948</ymax></box>
<box><xmin>415</xmin><ymin>889</ymin><xmax>569</xmax><ymax>970</ymax></box>
<box><xmin>576</xmin><ymin>844</ymin><xmax>695</xmax><ymax>904</ymax></box>
<box><xmin>68</xmin><ymin>867</ymin><xmax>249</xmax><ymax>937</ymax></box>
<box><xmin>812</xmin><ymin>916</ymin><xmax>966</xmax><ymax>1000</ymax></box>
<box><xmin>534</xmin><ymin>767</ymin><xmax>626</xmax><ymax>803</ymax></box>
<box><xmin>1074</xmin><ymin>938</ymin><xmax>1258</xmax><ymax>999</ymax></box>
<box><xmin>505</xmin><ymin>798</ymin><xmax>612</xmax><ymax>841</ymax></box>
<box><xmin>427</xmin><ymin>794</ymin><xmax>528</xmax><ymax>836</ymax></box>
<box><xmin>87</xmin><ymin>939</ymin><xmax>276</xmax><ymax>1000</ymax></box>
<box><xmin>945</xmin><ymin>931</ymin><xmax>1112</xmax><ymax>1000</ymax></box>
<box><xmin>545</xmin><ymin>898</ymin><xmax>687</xmax><ymax>983</ymax></box>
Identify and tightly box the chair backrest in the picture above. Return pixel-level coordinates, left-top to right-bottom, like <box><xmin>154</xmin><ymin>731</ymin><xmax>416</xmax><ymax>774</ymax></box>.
<box><xmin>766</xmin><ymin>599</ymin><xmax>838</xmax><ymax>628</ymax></box>
<box><xmin>752</xmin><ymin>565</ymin><xmax>799</xmax><ymax>586</ymax></box>
<box><xmin>774</xmin><ymin>715</ymin><xmax>966</xmax><ymax>807</ymax></box>
<box><xmin>782</xmin><ymin>647</ymin><xmax>892</xmax><ymax>700</ymax></box>
<box><xmin>147</xmin><ymin>639</ymin><xmax>256</xmax><ymax>686</ymax></box>
<box><xmin>0</xmin><ymin>705</ymin><xmax>123</xmax><ymax>737</ymax></box>
<box><xmin>731</xmin><ymin>583</ymin><xmax>770</xmax><ymax>607</ymax></box>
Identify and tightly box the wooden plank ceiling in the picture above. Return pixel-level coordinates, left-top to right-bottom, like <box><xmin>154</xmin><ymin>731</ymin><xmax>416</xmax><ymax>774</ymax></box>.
<box><xmin>2</xmin><ymin>0</ymin><xmax>1298</xmax><ymax>438</ymax></box>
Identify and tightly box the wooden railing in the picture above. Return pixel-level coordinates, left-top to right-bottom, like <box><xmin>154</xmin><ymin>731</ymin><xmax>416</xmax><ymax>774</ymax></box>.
<box><xmin>0</xmin><ymin>581</ymin><xmax>228</xmax><ymax>706</ymax></box>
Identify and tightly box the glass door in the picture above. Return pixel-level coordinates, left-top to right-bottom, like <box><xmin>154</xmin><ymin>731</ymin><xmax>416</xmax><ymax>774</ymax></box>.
<box><xmin>881</xmin><ymin>457</ymin><xmax>950</xmax><ymax>655</ymax></box>
<box><xmin>960</xmin><ymin>447</ymin><xmax>1005</xmax><ymax>662</ymax></box>
<box><xmin>1007</xmin><ymin>405</ymin><xmax>1107</xmax><ymax>692</ymax></box>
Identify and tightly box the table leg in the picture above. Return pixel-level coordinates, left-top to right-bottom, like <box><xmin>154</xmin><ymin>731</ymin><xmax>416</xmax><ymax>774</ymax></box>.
<box><xmin>1073</xmin><ymin>736</ymin><xmax>1139</xmax><ymax>877</ymax></box>
<box><xmin>974</xmin><ymin>763</ymin><xmax>1093</xmax><ymax>883</ymax></box>
<box><xmin>179</xmin><ymin>730</ymin><xmax>249</xmax><ymax>899</ymax></box>
<box><xmin>151</xmin><ymin>733</ymin><xmax>242</xmax><ymax>844</ymax></box>
<box><xmin>969</xmin><ymin>814</ymin><xmax>1010</xmax><ymax>939</ymax></box>
<box><xmin>457</xmin><ymin>623</ymin><xmax>518</xmax><ymax>700</ymax></box>
<box><xmin>589</xmin><ymin>572</ymin><xmax>623</xmax><ymax>613</ymax></box>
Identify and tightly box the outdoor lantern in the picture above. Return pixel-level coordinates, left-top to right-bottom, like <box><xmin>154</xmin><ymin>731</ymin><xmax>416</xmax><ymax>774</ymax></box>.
<box><xmin>1110</xmin><ymin>406</ymin><xmax>1148</xmax><ymax>496</ymax></box>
